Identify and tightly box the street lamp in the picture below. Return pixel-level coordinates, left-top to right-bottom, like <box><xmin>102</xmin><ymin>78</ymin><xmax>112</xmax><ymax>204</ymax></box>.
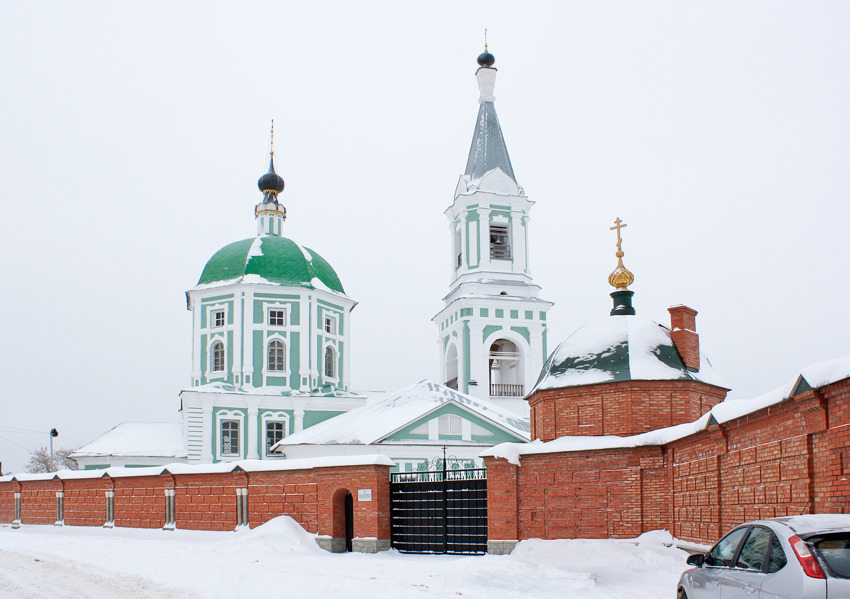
<box><xmin>49</xmin><ymin>428</ymin><xmax>58</xmax><ymax>471</ymax></box>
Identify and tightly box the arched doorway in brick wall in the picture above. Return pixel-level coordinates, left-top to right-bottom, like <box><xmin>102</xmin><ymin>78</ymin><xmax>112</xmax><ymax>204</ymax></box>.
<box><xmin>332</xmin><ymin>488</ymin><xmax>353</xmax><ymax>552</ymax></box>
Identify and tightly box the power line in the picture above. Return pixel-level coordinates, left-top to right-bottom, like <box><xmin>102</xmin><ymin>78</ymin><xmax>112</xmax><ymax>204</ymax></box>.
<box><xmin>0</xmin><ymin>426</ymin><xmax>48</xmax><ymax>435</ymax></box>
<box><xmin>0</xmin><ymin>434</ymin><xmax>32</xmax><ymax>450</ymax></box>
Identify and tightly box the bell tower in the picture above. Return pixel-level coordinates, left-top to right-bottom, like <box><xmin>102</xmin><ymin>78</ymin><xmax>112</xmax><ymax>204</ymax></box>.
<box><xmin>432</xmin><ymin>48</ymin><xmax>553</xmax><ymax>414</ymax></box>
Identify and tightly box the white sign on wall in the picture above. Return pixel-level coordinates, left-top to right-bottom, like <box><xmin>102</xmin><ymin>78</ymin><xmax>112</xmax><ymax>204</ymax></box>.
<box><xmin>358</xmin><ymin>488</ymin><xmax>372</xmax><ymax>502</ymax></box>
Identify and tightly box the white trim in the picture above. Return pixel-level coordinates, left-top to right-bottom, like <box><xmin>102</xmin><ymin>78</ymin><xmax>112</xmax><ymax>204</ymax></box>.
<box><xmin>264</xmin><ymin>302</ymin><xmax>289</xmax><ymax>328</ymax></box>
<box><xmin>215</xmin><ymin>409</ymin><xmax>245</xmax><ymax>461</ymax></box>
<box><xmin>322</xmin><ymin>342</ymin><xmax>339</xmax><ymax>384</ymax></box>
<box><xmin>207</xmin><ymin>335</ymin><xmax>227</xmax><ymax>381</ymax></box>
<box><xmin>261</xmin><ymin>411</ymin><xmax>291</xmax><ymax>456</ymax></box>
<box><xmin>262</xmin><ymin>334</ymin><xmax>291</xmax><ymax>381</ymax></box>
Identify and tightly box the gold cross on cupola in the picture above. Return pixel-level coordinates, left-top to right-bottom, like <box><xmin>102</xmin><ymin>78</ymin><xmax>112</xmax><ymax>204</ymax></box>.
<box><xmin>610</xmin><ymin>217</ymin><xmax>627</xmax><ymax>254</ymax></box>
<box><xmin>607</xmin><ymin>217</ymin><xmax>635</xmax><ymax>290</ymax></box>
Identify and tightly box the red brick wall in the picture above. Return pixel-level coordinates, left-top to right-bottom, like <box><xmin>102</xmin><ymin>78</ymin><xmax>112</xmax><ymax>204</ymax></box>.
<box><xmin>529</xmin><ymin>380</ymin><xmax>727</xmax><ymax>440</ymax></box>
<box><xmin>0</xmin><ymin>464</ymin><xmax>391</xmax><ymax>543</ymax></box>
<box><xmin>64</xmin><ymin>478</ymin><xmax>111</xmax><ymax>527</ymax></box>
<box><xmin>245</xmin><ymin>471</ymin><xmax>317</xmax><ymax>532</ymax></box>
<box><xmin>489</xmin><ymin>376</ymin><xmax>850</xmax><ymax>546</ymax></box>
<box><xmin>0</xmin><ymin>481</ymin><xmax>19</xmax><ymax>523</ymax></box>
<box><xmin>173</xmin><ymin>472</ymin><xmax>244</xmax><ymax>531</ymax></box>
<box><xmin>314</xmin><ymin>465</ymin><xmax>391</xmax><ymax>540</ymax></box>
<box><xmin>113</xmin><ymin>475</ymin><xmax>171</xmax><ymax>529</ymax></box>
<box><xmin>20</xmin><ymin>480</ymin><xmax>62</xmax><ymax>525</ymax></box>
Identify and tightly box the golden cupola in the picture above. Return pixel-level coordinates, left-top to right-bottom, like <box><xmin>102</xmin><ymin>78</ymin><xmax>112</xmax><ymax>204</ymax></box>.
<box><xmin>608</xmin><ymin>218</ymin><xmax>636</xmax><ymax>316</ymax></box>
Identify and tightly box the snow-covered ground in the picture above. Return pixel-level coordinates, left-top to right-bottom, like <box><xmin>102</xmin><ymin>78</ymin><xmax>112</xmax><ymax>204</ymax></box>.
<box><xmin>0</xmin><ymin>518</ymin><xmax>696</xmax><ymax>598</ymax></box>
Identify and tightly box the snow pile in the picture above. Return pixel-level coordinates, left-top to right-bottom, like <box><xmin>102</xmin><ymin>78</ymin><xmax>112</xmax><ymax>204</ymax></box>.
<box><xmin>231</xmin><ymin>515</ymin><xmax>324</xmax><ymax>555</ymax></box>
<box><xmin>0</xmin><ymin>525</ymin><xmax>693</xmax><ymax>598</ymax></box>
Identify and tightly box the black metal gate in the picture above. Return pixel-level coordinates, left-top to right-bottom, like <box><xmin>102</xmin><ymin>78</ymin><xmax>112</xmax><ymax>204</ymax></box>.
<box><xmin>390</xmin><ymin>468</ymin><xmax>487</xmax><ymax>554</ymax></box>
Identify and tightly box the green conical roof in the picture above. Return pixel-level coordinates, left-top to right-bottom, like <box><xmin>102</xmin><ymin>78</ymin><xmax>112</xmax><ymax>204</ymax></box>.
<box><xmin>196</xmin><ymin>236</ymin><xmax>345</xmax><ymax>293</ymax></box>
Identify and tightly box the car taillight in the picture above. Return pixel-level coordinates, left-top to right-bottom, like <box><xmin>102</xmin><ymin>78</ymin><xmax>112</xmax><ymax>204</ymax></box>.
<box><xmin>789</xmin><ymin>535</ymin><xmax>826</xmax><ymax>579</ymax></box>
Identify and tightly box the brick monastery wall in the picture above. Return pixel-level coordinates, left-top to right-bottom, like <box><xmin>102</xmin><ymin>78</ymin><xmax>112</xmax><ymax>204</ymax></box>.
<box><xmin>488</xmin><ymin>376</ymin><xmax>850</xmax><ymax>546</ymax></box>
<box><xmin>529</xmin><ymin>380</ymin><xmax>727</xmax><ymax>440</ymax></box>
<box><xmin>3</xmin><ymin>380</ymin><xmax>848</xmax><ymax>551</ymax></box>
<box><xmin>0</xmin><ymin>463</ymin><xmax>391</xmax><ymax>544</ymax></box>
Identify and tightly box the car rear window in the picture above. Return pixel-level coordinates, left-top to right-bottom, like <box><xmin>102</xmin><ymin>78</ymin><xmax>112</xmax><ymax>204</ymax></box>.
<box><xmin>809</xmin><ymin>534</ymin><xmax>850</xmax><ymax>579</ymax></box>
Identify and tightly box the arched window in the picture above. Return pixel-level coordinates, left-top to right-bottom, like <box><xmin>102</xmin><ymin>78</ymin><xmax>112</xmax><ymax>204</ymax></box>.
<box><xmin>211</xmin><ymin>340</ymin><xmax>225</xmax><ymax>372</ymax></box>
<box><xmin>488</xmin><ymin>339</ymin><xmax>523</xmax><ymax>397</ymax></box>
<box><xmin>267</xmin><ymin>339</ymin><xmax>285</xmax><ymax>372</ymax></box>
<box><xmin>324</xmin><ymin>346</ymin><xmax>336</xmax><ymax>379</ymax></box>
<box><xmin>445</xmin><ymin>344</ymin><xmax>459</xmax><ymax>390</ymax></box>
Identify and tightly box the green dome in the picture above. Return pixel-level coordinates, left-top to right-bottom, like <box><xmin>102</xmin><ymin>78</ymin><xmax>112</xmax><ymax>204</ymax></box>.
<box><xmin>196</xmin><ymin>236</ymin><xmax>345</xmax><ymax>293</ymax></box>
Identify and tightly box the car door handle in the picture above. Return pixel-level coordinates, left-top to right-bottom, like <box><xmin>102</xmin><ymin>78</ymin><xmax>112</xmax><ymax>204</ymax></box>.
<box><xmin>713</xmin><ymin>580</ymin><xmax>720</xmax><ymax>587</ymax></box>
<box><xmin>745</xmin><ymin>585</ymin><xmax>756</xmax><ymax>594</ymax></box>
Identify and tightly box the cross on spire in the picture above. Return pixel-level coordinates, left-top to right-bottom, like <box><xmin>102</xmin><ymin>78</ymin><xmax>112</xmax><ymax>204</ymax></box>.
<box><xmin>270</xmin><ymin>119</ymin><xmax>275</xmax><ymax>157</ymax></box>
<box><xmin>610</xmin><ymin>217</ymin><xmax>627</xmax><ymax>254</ymax></box>
<box><xmin>484</xmin><ymin>28</ymin><xmax>488</xmax><ymax>52</ymax></box>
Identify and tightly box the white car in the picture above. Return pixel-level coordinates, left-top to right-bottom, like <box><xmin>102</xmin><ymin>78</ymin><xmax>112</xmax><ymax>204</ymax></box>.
<box><xmin>678</xmin><ymin>515</ymin><xmax>850</xmax><ymax>598</ymax></box>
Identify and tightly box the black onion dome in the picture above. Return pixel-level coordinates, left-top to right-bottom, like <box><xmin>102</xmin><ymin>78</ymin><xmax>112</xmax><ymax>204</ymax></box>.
<box><xmin>258</xmin><ymin>156</ymin><xmax>285</xmax><ymax>194</ymax></box>
<box><xmin>477</xmin><ymin>52</ymin><xmax>495</xmax><ymax>67</ymax></box>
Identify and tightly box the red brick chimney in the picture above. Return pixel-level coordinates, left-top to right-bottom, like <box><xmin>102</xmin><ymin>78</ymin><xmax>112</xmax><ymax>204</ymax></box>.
<box><xmin>668</xmin><ymin>305</ymin><xmax>700</xmax><ymax>371</ymax></box>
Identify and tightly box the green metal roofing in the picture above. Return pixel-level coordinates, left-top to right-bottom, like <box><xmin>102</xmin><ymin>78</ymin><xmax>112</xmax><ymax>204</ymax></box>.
<box><xmin>464</xmin><ymin>101</ymin><xmax>516</xmax><ymax>182</ymax></box>
<box><xmin>197</xmin><ymin>236</ymin><xmax>345</xmax><ymax>293</ymax></box>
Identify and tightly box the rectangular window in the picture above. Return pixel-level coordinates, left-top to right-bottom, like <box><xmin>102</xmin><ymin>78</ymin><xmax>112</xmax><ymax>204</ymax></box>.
<box><xmin>489</xmin><ymin>224</ymin><xmax>511</xmax><ymax>259</ymax></box>
<box><xmin>221</xmin><ymin>420</ymin><xmax>240</xmax><ymax>456</ymax></box>
<box><xmin>439</xmin><ymin>414</ymin><xmax>462</xmax><ymax>435</ymax></box>
<box><xmin>213</xmin><ymin>310</ymin><xmax>225</xmax><ymax>328</ymax></box>
<box><xmin>268</xmin><ymin>309</ymin><xmax>286</xmax><ymax>327</ymax></box>
<box><xmin>266</xmin><ymin>421</ymin><xmax>286</xmax><ymax>455</ymax></box>
<box><xmin>324</xmin><ymin>315</ymin><xmax>336</xmax><ymax>334</ymax></box>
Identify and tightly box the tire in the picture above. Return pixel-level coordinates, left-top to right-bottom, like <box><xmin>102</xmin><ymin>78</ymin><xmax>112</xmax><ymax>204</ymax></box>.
<box><xmin>677</xmin><ymin>588</ymin><xmax>688</xmax><ymax>599</ymax></box>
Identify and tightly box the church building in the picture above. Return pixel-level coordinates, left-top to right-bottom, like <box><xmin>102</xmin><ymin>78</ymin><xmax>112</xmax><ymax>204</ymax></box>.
<box><xmin>72</xmin><ymin>51</ymin><xmax>539</xmax><ymax>471</ymax></box>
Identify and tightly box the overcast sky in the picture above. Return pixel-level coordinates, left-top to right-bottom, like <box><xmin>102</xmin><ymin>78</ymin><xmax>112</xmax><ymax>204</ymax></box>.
<box><xmin>2</xmin><ymin>2</ymin><xmax>848</xmax><ymax>473</ymax></box>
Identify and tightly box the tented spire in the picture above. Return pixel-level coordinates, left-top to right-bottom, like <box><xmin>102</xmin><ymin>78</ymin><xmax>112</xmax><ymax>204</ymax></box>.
<box><xmin>464</xmin><ymin>51</ymin><xmax>516</xmax><ymax>182</ymax></box>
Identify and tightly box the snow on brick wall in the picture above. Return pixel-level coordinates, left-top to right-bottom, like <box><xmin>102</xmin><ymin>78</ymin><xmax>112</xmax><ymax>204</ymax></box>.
<box><xmin>488</xmin><ymin>376</ymin><xmax>850</xmax><ymax>546</ymax></box>
<box><xmin>0</xmin><ymin>464</ymin><xmax>392</xmax><ymax>542</ymax></box>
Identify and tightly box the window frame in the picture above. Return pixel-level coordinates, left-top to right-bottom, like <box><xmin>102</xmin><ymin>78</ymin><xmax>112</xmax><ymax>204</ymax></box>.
<box><xmin>323</xmin><ymin>344</ymin><xmax>337</xmax><ymax>381</ymax></box>
<box><xmin>220</xmin><ymin>420</ymin><xmax>240</xmax><ymax>457</ymax></box>
<box><xmin>489</xmin><ymin>222</ymin><xmax>512</xmax><ymax>260</ymax></box>
<box><xmin>323</xmin><ymin>313</ymin><xmax>338</xmax><ymax>335</ymax></box>
<box><xmin>209</xmin><ymin>338</ymin><xmax>226</xmax><ymax>376</ymax></box>
<box><xmin>261</xmin><ymin>411</ymin><xmax>291</xmax><ymax>457</ymax></box>
<box><xmin>267</xmin><ymin>307</ymin><xmax>287</xmax><ymax>327</ymax></box>
<box><xmin>267</xmin><ymin>338</ymin><xmax>286</xmax><ymax>373</ymax></box>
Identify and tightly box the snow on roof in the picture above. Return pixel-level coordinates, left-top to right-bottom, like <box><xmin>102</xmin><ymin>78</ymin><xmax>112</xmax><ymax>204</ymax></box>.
<box><xmin>181</xmin><ymin>382</ymin><xmax>366</xmax><ymax>399</ymax></box>
<box><xmin>484</xmin><ymin>355</ymin><xmax>850</xmax><ymax>465</ymax></box>
<box><xmin>530</xmin><ymin>315</ymin><xmax>727</xmax><ymax>394</ymax></box>
<box><xmin>71</xmin><ymin>422</ymin><xmax>187</xmax><ymax>459</ymax></box>
<box><xmin>273</xmin><ymin>380</ymin><xmax>530</xmax><ymax>449</ymax></box>
<box><xmin>2</xmin><ymin>455</ymin><xmax>395</xmax><ymax>480</ymax></box>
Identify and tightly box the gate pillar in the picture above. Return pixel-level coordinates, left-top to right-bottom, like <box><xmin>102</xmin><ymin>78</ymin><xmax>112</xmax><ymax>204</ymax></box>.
<box><xmin>484</xmin><ymin>457</ymin><xmax>519</xmax><ymax>555</ymax></box>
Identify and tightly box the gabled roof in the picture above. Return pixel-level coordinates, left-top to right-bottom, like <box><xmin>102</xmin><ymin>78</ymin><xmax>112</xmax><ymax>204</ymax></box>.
<box><xmin>71</xmin><ymin>422</ymin><xmax>187</xmax><ymax>459</ymax></box>
<box><xmin>464</xmin><ymin>101</ymin><xmax>516</xmax><ymax>183</ymax></box>
<box><xmin>530</xmin><ymin>315</ymin><xmax>728</xmax><ymax>394</ymax></box>
<box><xmin>273</xmin><ymin>380</ymin><xmax>530</xmax><ymax>449</ymax></box>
